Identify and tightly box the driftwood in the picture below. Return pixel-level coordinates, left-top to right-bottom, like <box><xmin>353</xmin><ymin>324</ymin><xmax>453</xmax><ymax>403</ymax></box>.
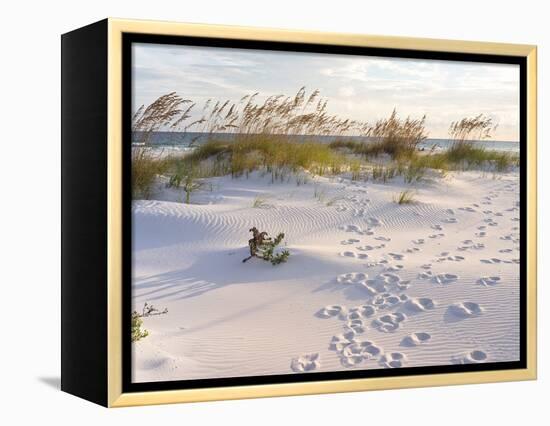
<box><xmin>242</xmin><ymin>227</ymin><xmax>272</xmax><ymax>263</ymax></box>
<box><xmin>242</xmin><ymin>227</ymin><xmax>290</xmax><ymax>265</ymax></box>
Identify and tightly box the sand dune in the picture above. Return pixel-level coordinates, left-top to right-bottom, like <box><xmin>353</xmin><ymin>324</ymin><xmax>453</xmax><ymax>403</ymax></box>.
<box><xmin>132</xmin><ymin>169</ymin><xmax>520</xmax><ymax>382</ymax></box>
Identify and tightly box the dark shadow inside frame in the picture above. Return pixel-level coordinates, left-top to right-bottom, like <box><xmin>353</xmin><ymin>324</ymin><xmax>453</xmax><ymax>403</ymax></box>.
<box><xmin>122</xmin><ymin>32</ymin><xmax>528</xmax><ymax>394</ymax></box>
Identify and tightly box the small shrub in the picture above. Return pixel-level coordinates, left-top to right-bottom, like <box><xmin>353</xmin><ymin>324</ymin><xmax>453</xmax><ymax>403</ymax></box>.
<box><xmin>260</xmin><ymin>233</ymin><xmax>290</xmax><ymax>265</ymax></box>
<box><xmin>167</xmin><ymin>163</ymin><xmax>207</xmax><ymax>204</ymax></box>
<box><xmin>131</xmin><ymin>311</ymin><xmax>149</xmax><ymax>342</ymax></box>
<box><xmin>242</xmin><ymin>227</ymin><xmax>290</xmax><ymax>265</ymax></box>
<box><xmin>131</xmin><ymin>303</ymin><xmax>169</xmax><ymax>343</ymax></box>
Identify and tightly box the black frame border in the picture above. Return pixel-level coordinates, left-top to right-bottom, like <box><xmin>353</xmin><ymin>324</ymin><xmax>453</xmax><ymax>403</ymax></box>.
<box><xmin>122</xmin><ymin>33</ymin><xmax>528</xmax><ymax>394</ymax></box>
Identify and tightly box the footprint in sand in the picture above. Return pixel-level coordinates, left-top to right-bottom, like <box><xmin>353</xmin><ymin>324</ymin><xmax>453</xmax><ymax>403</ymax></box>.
<box><xmin>432</xmin><ymin>273</ymin><xmax>459</xmax><ymax>284</ymax></box>
<box><xmin>448</xmin><ymin>302</ymin><xmax>483</xmax><ymax>318</ymax></box>
<box><xmin>336</xmin><ymin>272</ymin><xmax>368</xmax><ymax>285</ymax></box>
<box><xmin>446</xmin><ymin>209</ymin><xmax>455</xmax><ymax>215</ymax></box>
<box><xmin>352</xmin><ymin>208</ymin><xmax>367</xmax><ymax>217</ymax></box>
<box><xmin>345</xmin><ymin>318</ymin><xmax>367</xmax><ymax>334</ymax></box>
<box><xmin>458</xmin><ymin>242</ymin><xmax>485</xmax><ymax>251</ymax></box>
<box><xmin>380</xmin><ymin>352</ymin><xmax>407</xmax><ymax>368</ymax></box>
<box><xmin>401</xmin><ymin>332</ymin><xmax>432</xmax><ymax>347</ymax></box>
<box><xmin>317</xmin><ymin>305</ymin><xmax>344</xmax><ymax>318</ymax></box>
<box><xmin>360</xmin><ymin>279</ymin><xmax>387</xmax><ymax>295</ymax></box>
<box><xmin>335</xmin><ymin>206</ymin><xmax>348</xmax><ymax>212</ymax></box>
<box><xmin>375</xmin><ymin>236</ymin><xmax>391</xmax><ymax>242</ymax></box>
<box><xmin>436</xmin><ymin>254</ymin><xmax>465</xmax><ymax>263</ymax></box>
<box><xmin>459</xmin><ymin>206</ymin><xmax>476</xmax><ymax>213</ymax></box>
<box><xmin>340</xmin><ymin>251</ymin><xmax>369</xmax><ymax>259</ymax></box>
<box><xmin>372</xmin><ymin>312</ymin><xmax>407</xmax><ymax>332</ymax></box>
<box><xmin>412</xmin><ymin>238</ymin><xmax>425</xmax><ymax>245</ymax></box>
<box><xmin>388</xmin><ymin>252</ymin><xmax>405</xmax><ymax>261</ymax></box>
<box><xmin>357</xmin><ymin>244</ymin><xmax>384</xmax><ymax>251</ymax></box>
<box><xmin>377</xmin><ymin>272</ymin><xmax>402</xmax><ymax>284</ymax></box>
<box><xmin>475</xmin><ymin>231</ymin><xmax>487</xmax><ymax>237</ymax></box>
<box><xmin>340</xmin><ymin>238</ymin><xmax>360</xmax><ymax>245</ymax></box>
<box><xmin>365</xmin><ymin>217</ymin><xmax>383</xmax><ymax>227</ymax></box>
<box><xmin>372</xmin><ymin>292</ymin><xmax>408</xmax><ymax>310</ymax></box>
<box><xmin>330</xmin><ymin>333</ymin><xmax>356</xmax><ymax>352</ymax></box>
<box><xmin>405</xmin><ymin>297</ymin><xmax>436</xmax><ymax>312</ymax></box>
<box><xmin>428</xmin><ymin>233</ymin><xmax>445</xmax><ymax>239</ymax></box>
<box><xmin>480</xmin><ymin>258</ymin><xmax>502</xmax><ymax>264</ymax></box>
<box><xmin>431</xmin><ymin>224</ymin><xmax>444</xmax><ymax>231</ymax></box>
<box><xmin>418</xmin><ymin>270</ymin><xmax>433</xmax><ymax>280</ymax></box>
<box><xmin>291</xmin><ymin>353</ymin><xmax>321</xmax><ymax>372</ymax></box>
<box><xmin>339</xmin><ymin>224</ymin><xmax>374</xmax><ymax>236</ymax></box>
<box><xmin>442</xmin><ymin>217</ymin><xmax>458</xmax><ymax>224</ymax></box>
<box><xmin>338</xmin><ymin>340</ymin><xmax>383</xmax><ymax>366</ymax></box>
<box><xmin>366</xmin><ymin>278</ymin><xmax>403</xmax><ymax>295</ymax></box>
<box><xmin>452</xmin><ymin>350</ymin><xmax>488</xmax><ymax>364</ymax></box>
<box><xmin>384</xmin><ymin>264</ymin><xmax>404</xmax><ymax>272</ymax></box>
<box><xmin>404</xmin><ymin>247</ymin><xmax>421</xmax><ymax>254</ymax></box>
<box><xmin>346</xmin><ymin>304</ymin><xmax>377</xmax><ymax>320</ymax></box>
<box><xmin>396</xmin><ymin>280</ymin><xmax>411</xmax><ymax>290</ymax></box>
<box><xmin>477</xmin><ymin>276</ymin><xmax>501</xmax><ymax>286</ymax></box>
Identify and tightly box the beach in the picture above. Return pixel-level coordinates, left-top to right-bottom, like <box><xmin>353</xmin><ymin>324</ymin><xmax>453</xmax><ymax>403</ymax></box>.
<box><xmin>131</xmin><ymin>166</ymin><xmax>520</xmax><ymax>382</ymax></box>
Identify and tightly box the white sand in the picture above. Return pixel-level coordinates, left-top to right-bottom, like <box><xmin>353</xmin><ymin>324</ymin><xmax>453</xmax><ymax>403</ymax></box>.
<box><xmin>132</xmin><ymin>169</ymin><xmax>520</xmax><ymax>382</ymax></box>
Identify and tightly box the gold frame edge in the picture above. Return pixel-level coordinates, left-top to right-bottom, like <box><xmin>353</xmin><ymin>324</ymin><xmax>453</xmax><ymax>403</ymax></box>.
<box><xmin>106</xmin><ymin>18</ymin><xmax>537</xmax><ymax>408</ymax></box>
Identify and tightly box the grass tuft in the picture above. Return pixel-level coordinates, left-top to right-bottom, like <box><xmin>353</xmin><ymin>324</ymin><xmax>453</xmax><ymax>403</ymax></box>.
<box><xmin>393</xmin><ymin>189</ymin><xmax>416</xmax><ymax>205</ymax></box>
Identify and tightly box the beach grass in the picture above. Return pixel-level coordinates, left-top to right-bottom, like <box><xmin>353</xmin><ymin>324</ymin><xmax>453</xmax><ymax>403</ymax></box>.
<box><xmin>132</xmin><ymin>92</ymin><xmax>519</xmax><ymax>201</ymax></box>
<box><xmin>252</xmin><ymin>196</ymin><xmax>270</xmax><ymax>208</ymax></box>
<box><xmin>132</xmin><ymin>147</ymin><xmax>168</xmax><ymax>199</ymax></box>
<box><xmin>394</xmin><ymin>189</ymin><xmax>416</xmax><ymax>205</ymax></box>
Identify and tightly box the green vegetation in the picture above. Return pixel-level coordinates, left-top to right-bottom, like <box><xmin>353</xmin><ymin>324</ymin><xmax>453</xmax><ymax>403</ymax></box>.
<box><xmin>131</xmin><ymin>90</ymin><xmax>519</xmax><ymax>202</ymax></box>
<box><xmin>243</xmin><ymin>228</ymin><xmax>290</xmax><ymax>265</ymax></box>
<box><xmin>131</xmin><ymin>303</ymin><xmax>169</xmax><ymax>343</ymax></box>
<box><xmin>131</xmin><ymin>311</ymin><xmax>148</xmax><ymax>342</ymax></box>
<box><xmin>166</xmin><ymin>162</ymin><xmax>206</xmax><ymax>204</ymax></box>
<box><xmin>131</xmin><ymin>147</ymin><xmax>168</xmax><ymax>199</ymax></box>
<box><xmin>259</xmin><ymin>232</ymin><xmax>290</xmax><ymax>265</ymax></box>
<box><xmin>393</xmin><ymin>189</ymin><xmax>416</xmax><ymax>205</ymax></box>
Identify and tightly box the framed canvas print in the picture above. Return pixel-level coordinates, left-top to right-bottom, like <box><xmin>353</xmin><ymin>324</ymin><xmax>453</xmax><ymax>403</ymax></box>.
<box><xmin>61</xmin><ymin>18</ymin><xmax>537</xmax><ymax>407</ymax></box>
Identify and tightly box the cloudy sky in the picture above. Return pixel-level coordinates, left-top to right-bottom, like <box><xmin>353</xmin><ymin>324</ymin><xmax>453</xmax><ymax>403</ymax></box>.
<box><xmin>132</xmin><ymin>43</ymin><xmax>520</xmax><ymax>141</ymax></box>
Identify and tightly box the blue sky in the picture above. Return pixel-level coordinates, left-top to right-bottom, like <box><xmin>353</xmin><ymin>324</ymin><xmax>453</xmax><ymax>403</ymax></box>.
<box><xmin>132</xmin><ymin>43</ymin><xmax>520</xmax><ymax>141</ymax></box>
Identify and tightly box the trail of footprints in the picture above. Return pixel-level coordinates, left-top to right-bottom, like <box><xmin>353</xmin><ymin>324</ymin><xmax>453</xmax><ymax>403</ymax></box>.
<box><xmin>291</xmin><ymin>179</ymin><xmax>519</xmax><ymax>372</ymax></box>
<box><xmin>315</xmin><ymin>267</ymin><xmax>439</xmax><ymax>369</ymax></box>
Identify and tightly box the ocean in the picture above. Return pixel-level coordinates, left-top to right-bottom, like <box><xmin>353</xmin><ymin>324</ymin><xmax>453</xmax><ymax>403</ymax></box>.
<box><xmin>133</xmin><ymin>132</ymin><xmax>519</xmax><ymax>154</ymax></box>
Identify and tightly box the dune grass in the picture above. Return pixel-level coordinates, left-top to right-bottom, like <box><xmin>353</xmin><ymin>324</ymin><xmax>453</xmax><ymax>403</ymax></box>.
<box><xmin>252</xmin><ymin>196</ymin><xmax>271</xmax><ymax>209</ymax></box>
<box><xmin>131</xmin><ymin>92</ymin><xmax>518</xmax><ymax>201</ymax></box>
<box><xmin>132</xmin><ymin>147</ymin><xmax>169</xmax><ymax>199</ymax></box>
<box><xmin>393</xmin><ymin>189</ymin><xmax>416</xmax><ymax>205</ymax></box>
<box><xmin>172</xmin><ymin>135</ymin><xmax>349</xmax><ymax>181</ymax></box>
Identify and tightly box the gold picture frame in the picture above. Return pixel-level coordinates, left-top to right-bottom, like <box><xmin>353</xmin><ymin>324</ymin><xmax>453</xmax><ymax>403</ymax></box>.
<box><xmin>61</xmin><ymin>18</ymin><xmax>537</xmax><ymax>407</ymax></box>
